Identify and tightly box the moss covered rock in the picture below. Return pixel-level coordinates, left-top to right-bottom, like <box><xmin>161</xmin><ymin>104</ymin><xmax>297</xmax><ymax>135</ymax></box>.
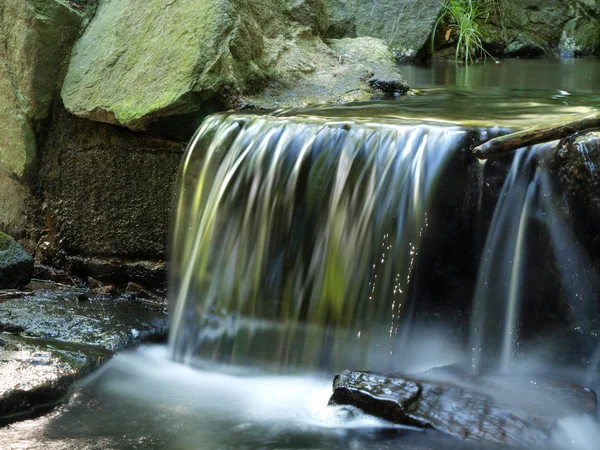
<box><xmin>0</xmin><ymin>0</ymin><xmax>85</xmax><ymax>177</ymax></box>
<box><xmin>559</xmin><ymin>16</ymin><xmax>600</xmax><ymax>57</ymax></box>
<box><xmin>0</xmin><ymin>232</ymin><xmax>33</xmax><ymax>289</ymax></box>
<box><xmin>480</xmin><ymin>0</ymin><xmax>600</xmax><ymax>58</ymax></box>
<box><xmin>61</xmin><ymin>0</ymin><xmax>408</xmax><ymax>130</ymax></box>
<box><xmin>61</xmin><ymin>0</ymin><xmax>273</xmax><ymax>131</ymax></box>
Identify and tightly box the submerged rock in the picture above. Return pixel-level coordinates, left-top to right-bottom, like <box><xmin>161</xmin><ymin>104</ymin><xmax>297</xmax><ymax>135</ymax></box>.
<box><xmin>329</xmin><ymin>370</ymin><xmax>597</xmax><ymax>448</ymax></box>
<box><xmin>0</xmin><ymin>232</ymin><xmax>33</xmax><ymax>289</ymax></box>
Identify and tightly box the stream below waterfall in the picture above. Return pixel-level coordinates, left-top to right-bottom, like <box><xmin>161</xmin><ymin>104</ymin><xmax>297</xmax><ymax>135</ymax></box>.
<box><xmin>3</xmin><ymin>59</ymin><xmax>600</xmax><ymax>449</ymax></box>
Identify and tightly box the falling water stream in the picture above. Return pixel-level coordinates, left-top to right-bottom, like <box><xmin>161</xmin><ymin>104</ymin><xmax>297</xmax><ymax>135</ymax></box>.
<box><xmin>3</xmin><ymin>62</ymin><xmax>600</xmax><ymax>449</ymax></box>
<box><xmin>168</xmin><ymin>114</ymin><xmax>465</xmax><ymax>372</ymax></box>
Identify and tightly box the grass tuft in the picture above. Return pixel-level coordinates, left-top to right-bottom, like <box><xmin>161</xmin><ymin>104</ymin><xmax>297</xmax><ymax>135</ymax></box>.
<box><xmin>433</xmin><ymin>0</ymin><xmax>494</xmax><ymax>64</ymax></box>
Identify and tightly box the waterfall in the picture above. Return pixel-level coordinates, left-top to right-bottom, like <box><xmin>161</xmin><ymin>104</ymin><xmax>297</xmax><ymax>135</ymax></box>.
<box><xmin>168</xmin><ymin>112</ymin><xmax>465</xmax><ymax>372</ymax></box>
<box><xmin>168</xmin><ymin>108</ymin><xmax>598</xmax><ymax>377</ymax></box>
<box><xmin>469</xmin><ymin>143</ymin><xmax>599</xmax><ymax>375</ymax></box>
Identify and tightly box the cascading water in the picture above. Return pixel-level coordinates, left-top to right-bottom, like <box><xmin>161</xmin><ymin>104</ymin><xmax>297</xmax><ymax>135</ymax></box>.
<box><xmin>168</xmin><ymin>113</ymin><xmax>466</xmax><ymax>372</ymax></box>
<box><xmin>470</xmin><ymin>143</ymin><xmax>599</xmax><ymax>375</ymax></box>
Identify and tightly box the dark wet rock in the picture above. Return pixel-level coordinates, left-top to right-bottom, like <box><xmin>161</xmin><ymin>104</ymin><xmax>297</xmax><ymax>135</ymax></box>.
<box><xmin>32</xmin><ymin>264</ymin><xmax>76</xmax><ymax>286</ymax></box>
<box><xmin>0</xmin><ymin>286</ymin><xmax>168</xmax><ymax>351</ymax></box>
<box><xmin>557</xmin><ymin>132</ymin><xmax>600</xmax><ymax>228</ymax></box>
<box><xmin>555</xmin><ymin>132</ymin><xmax>600</xmax><ymax>258</ymax></box>
<box><xmin>38</xmin><ymin>104</ymin><xmax>181</xmax><ymax>288</ymax></box>
<box><xmin>63</xmin><ymin>256</ymin><xmax>168</xmax><ymax>291</ymax></box>
<box><xmin>0</xmin><ymin>284</ymin><xmax>167</xmax><ymax>424</ymax></box>
<box><xmin>0</xmin><ymin>333</ymin><xmax>110</xmax><ymax>425</ymax></box>
<box><xmin>329</xmin><ymin>370</ymin><xmax>597</xmax><ymax>448</ymax></box>
<box><xmin>0</xmin><ymin>232</ymin><xmax>34</xmax><ymax>289</ymax></box>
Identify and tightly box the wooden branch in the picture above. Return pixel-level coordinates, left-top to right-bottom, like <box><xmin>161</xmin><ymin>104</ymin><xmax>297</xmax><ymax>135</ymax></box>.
<box><xmin>473</xmin><ymin>114</ymin><xmax>600</xmax><ymax>159</ymax></box>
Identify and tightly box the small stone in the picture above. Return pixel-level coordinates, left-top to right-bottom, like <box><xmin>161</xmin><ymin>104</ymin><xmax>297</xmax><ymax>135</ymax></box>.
<box><xmin>101</xmin><ymin>284</ymin><xmax>118</xmax><ymax>296</ymax></box>
<box><xmin>87</xmin><ymin>277</ymin><xmax>102</xmax><ymax>289</ymax></box>
<box><xmin>0</xmin><ymin>232</ymin><xmax>34</xmax><ymax>289</ymax></box>
<box><xmin>125</xmin><ymin>282</ymin><xmax>145</xmax><ymax>293</ymax></box>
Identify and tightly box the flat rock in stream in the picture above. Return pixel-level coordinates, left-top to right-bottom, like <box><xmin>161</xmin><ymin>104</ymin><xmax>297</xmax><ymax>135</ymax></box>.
<box><xmin>329</xmin><ymin>370</ymin><xmax>597</xmax><ymax>448</ymax></box>
<box><xmin>0</xmin><ymin>333</ymin><xmax>109</xmax><ymax>424</ymax></box>
<box><xmin>0</xmin><ymin>285</ymin><xmax>168</xmax><ymax>424</ymax></box>
<box><xmin>0</xmin><ymin>287</ymin><xmax>168</xmax><ymax>350</ymax></box>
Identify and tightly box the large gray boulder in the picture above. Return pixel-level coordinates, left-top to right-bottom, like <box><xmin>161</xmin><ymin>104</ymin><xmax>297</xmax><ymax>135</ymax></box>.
<box><xmin>323</xmin><ymin>0</ymin><xmax>445</xmax><ymax>59</ymax></box>
<box><xmin>61</xmin><ymin>0</ymin><xmax>407</xmax><ymax>131</ymax></box>
<box><xmin>62</xmin><ymin>0</ymin><xmax>270</xmax><ymax>131</ymax></box>
<box><xmin>0</xmin><ymin>0</ymin><xmax>86</xmax><ymax>235</ymax></box>
<box><xmin>0</xmin><ymin>232</ymin><xmax>33</xmax><ymax>289</ymax></box>
<box><xmin>0</xmin><ymin>0</ymin><xmax>86</xmax><ymax>177</ymax></box>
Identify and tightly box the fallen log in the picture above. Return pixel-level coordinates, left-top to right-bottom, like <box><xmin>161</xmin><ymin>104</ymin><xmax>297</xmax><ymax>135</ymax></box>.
<box><xmin>473</xmin><ymin>114</ymin><xmax>600</xmax><ymax>159</ymax></box>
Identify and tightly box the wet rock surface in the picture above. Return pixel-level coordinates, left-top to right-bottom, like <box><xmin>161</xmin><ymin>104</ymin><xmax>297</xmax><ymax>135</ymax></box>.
<box><xmin>555</xmin><ymin>131</ymin><xmax>600</xmax><ymax>260</ymax></box>
<box><xmin>0</xmin><ymin>286</ymin><xmax>167</xmax><ymax>351</ymax></box>
<box><xmin>329</xmin><ymin>369</ymin><xmax>597</xmax><ymax>448</ymax></box>
<box><xmin>0</xmin><ymin>232</ymin><xmax>34</xmax><ymax>289</ymax></box>
<box><xmin>0</xmin><ymin>283</ymin><xmax>167</xmax><ymax>424</ymax></box>
<box><xmin>480</xmin><ymin>1</ymin><xmax>600</xmax><ymax>58</ymax></box>
<box><xmin>0</xmin><ymin>333</ymin><xmax>109</xmax><ymax>425</ymax></box>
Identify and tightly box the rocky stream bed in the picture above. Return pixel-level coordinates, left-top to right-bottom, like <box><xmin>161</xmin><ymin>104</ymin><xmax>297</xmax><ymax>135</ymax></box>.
<box><xmin>0</xmin><ymin>278</ymin><xmax>167</xmax><ymax>426</ymax></box>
